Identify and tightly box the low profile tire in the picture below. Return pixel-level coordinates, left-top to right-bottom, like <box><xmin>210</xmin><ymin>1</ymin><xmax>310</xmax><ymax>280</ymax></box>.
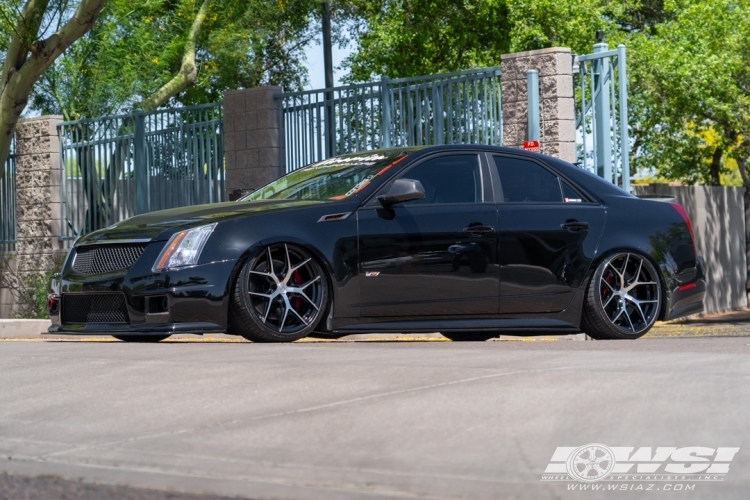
<box><xmin>581</xmin><ymin>252</ymin><xmax>662</xmax><ymax>340</ymax></box>
<box><xmin>230</xmin><ymin>243</ymin><xmax>329</xmax><ymax>343</ymax></box>
<box><xmin>112</xmin><ymin>335</ymin><xmax>171</xmax><ymax>342</ymax></box>
<box><xmin>441</xmin><ymin>332</ymin><xmax>496</xmax><ymax>342</ymax></box>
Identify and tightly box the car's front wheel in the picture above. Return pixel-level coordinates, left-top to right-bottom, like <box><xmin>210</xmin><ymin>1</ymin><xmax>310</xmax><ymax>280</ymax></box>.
<box><xmin>230</xmin><ymin>243</ymin><xmax>329</xmax><ymax>343</ymax></box>
<box><xmin>581</xmin><ymin>252</ymin><xmax>661</xmax><ymax>340</ymax></box>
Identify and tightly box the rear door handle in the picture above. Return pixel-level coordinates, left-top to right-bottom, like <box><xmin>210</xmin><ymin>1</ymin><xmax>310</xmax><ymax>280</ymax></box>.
<box><xmin>464</xmin><ymin>225</ymin><xmax>495</xmax><ymax>235</ymax></box>
<box><xmin>561</xmin><ymin>221</ymin><xmax>589</xmax><ymax>231</ymax></box>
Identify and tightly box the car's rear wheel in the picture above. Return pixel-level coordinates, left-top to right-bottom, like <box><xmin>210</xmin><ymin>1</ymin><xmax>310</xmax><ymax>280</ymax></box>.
<box><xmin>581</xmin><ymin>252</ymin><xmax>661</xmax><ymax>340</ymax></box>
<box><xmin>440</xmin><ymin>332</ymin><xmax>496</xmax><ymax>341</ymax></box>
<box><xmin>112</xmin><ymin>335</ymin><xmax>171</xmax><ymax>342</ymax></box>
<box><xmin>230</xmin><ymin>243</ymin><xmax>328</xmax><ymax>343</ymax></box>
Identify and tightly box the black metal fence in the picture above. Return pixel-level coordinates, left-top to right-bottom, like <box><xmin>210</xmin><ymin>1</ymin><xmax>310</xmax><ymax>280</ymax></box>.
<box><xmin>276</xmin><ymin>67</ymin><xmax>503</xmax><ymax>172</ymax></box>
<box><xmin>57</xmin><ymin>103</ymin><xmax>224</xmax><ymax>243</ymax></box>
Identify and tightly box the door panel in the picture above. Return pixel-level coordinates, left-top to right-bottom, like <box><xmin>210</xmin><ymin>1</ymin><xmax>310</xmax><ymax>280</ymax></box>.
<box><xmin>497</xmin><ymin>204</ymin><xmax>606</xmax><ymax>313</ymax></box>
<box><xmin>357</xmin><ymin>152</ymin><xmax>499</xmax><ymax>317</ymax></box>
<box><xmin>358</xmin><ymin>205</ymin><xmax>499</xmax><ymax>316</ymax></box>
<box><xmin>490</xmin><ymin>154</ymin><xmax>606</xmax><ymax>314</ymax></box>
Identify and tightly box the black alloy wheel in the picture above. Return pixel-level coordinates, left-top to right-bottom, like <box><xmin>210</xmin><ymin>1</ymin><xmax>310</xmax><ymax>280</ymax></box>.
<box><xmin>112</xmin><ymin>335</ymin><xmax>171</xmax><ymax>342</ymax></box>
<box><xmin>582</xmin><ymin>252</ymin><xmax>661</xmax><ymax>340</ymax></box>
<box><xmin>230</xmin><ymin>244</ymin><xmax>328</xmax><ymax>342</ymax></box>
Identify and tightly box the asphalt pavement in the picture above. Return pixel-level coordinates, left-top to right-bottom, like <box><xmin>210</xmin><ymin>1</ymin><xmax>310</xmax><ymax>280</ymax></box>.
<box><xmin>1</xmin><ymin>331</ymin><xmax>750</xmax><ymax>500</ymax></box>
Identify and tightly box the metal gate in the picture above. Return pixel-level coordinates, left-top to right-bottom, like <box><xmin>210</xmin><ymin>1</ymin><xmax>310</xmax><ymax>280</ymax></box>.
<box><xmin>575</xmin><ymin>43</ymin><xmax>630</xmax><ymax>191</ymax></box>
<box><xmin>58</xmin><ymin>103</ymin><xmax>224</xmax><ymax>243</ymax></box>
<box><xmin>277</xmin><ymin>68</ymin><xmax>503</xmax><ymax>172</ymax></box>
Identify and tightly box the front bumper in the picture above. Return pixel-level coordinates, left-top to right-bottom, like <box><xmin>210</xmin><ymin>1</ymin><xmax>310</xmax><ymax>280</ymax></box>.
<box><xmin>48</xmin><ymin>256</ymin><xmax>237</xmax><ymax>336</ymax></box>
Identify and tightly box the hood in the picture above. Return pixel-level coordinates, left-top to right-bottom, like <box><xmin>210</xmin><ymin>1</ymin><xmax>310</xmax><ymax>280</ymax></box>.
<box><xmin>75</xmin><ymin>199</ymin><xmax>326</xmax><ymax>245</ymax></box>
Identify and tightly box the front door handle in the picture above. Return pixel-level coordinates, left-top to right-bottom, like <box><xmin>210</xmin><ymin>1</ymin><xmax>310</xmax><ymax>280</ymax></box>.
<box><xmin>561</xmin><ymin>220</ymin><xmax>589</xmax><ymax>231</ymax></box>
<box><xmin>464</xmin><ymin>225</ymin><xmax>495</xmax><ymax>235</ymax></box>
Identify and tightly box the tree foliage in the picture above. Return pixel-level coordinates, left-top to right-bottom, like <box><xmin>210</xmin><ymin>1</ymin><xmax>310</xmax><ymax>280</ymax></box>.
<box><xmin>0</xmin><ymin>0</ymin><xmax>107</xmax><ymax>169</ymax></box>
<box><xmin>27</xmin><ymin>0</ymin><xmax>327</xmax><ymax>119</ymax></box>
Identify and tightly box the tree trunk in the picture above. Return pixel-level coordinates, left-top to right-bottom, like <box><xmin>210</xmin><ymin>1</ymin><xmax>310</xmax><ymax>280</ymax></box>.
<box><xmin>709</xmin><ymin>146</ymin><xmax>722</xmax><ymax>186</ymax></box>
<box><xmin>0</xmin><ymin>0</ymin><xmax>107</xmax><ymax>169</ymax></box>
<box><xmin>139</xmin><ymin>0</ymin><xmax>210</xmax><ymax>112</ymax></box>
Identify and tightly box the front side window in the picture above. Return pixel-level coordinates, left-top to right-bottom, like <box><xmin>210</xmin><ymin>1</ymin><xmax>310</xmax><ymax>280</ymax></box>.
<box><xmin>398</xmin><ymin>154</ymin><xmax>482</xmax><ymax>205</ymax></box>
<box><xmin>493</xmin><ymin>156</ymin><xmax>563</xmax><ymax>203</ymax></box>
<box><xmin>241</xmin><ymin>150</ymin><xmax>410</xmax><ymax>202</ymax></box>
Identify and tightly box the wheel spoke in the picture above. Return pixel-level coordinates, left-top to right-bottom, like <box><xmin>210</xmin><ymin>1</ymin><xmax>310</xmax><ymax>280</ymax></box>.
<box><xmin>601</xmin><ymin>279</ymin><xmax>615</xmax><ymax>293</ymax></box>
<box><xmin>621</xmin><ymin>253</ymin><xmax>630</xmax><ymax>275</ymax></box>
<box><xmin>603</xmin><ymin>293</ymin><xmax>616</xmax><ymax>308</ymax></box>
<box><xmin>284</xmin><ymin>244</ymin><xmax>292</xmax><ymax>280</ymax></box>
<box><xmin>262</xmin><ymin>296</ymin><xmax>274</xmax><ymax>324</ymax></box>
<box><xmin>624</xmin><ymin>306</ymin><xmax>635</xmax><ymax>331</ymax></box>
<box><xmin>249</xmin><ymin>291</ymin><xmax>273</xmax><ymax>298</ymax></box>
<box><xmin>292</xmin><ymin>291</ymin><xmax>319</xmax><ymax>311</ymax></box>
<box><xmin>278</xmin><ymin>301</ymin><xmax>289</xmax><ymax>332</ymax></box>
<box><xmin>267</xmin><ymin>246</ymin><xmax>274</xmax><ymax>275</ymax></box>
<box><xmin>249</xmin><ymin>270</ymin><xmax>273</xmax><ymax>278</ymax></box>
<box><xmin>299</xmin><ymin>276</ymin><xmax>320</xmax><ymax>289</ymax></box>
<box><xmin>288</xmin><ymin>306</ymin><xmax>310</xmax><ymax>326</ymax></box>
<box><xmin>291</xmin><ymin>257</ymin><xmax>312</xmax><ymax>273</ymax></box>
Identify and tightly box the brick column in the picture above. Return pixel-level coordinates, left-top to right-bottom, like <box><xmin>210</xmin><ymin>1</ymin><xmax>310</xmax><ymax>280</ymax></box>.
<box><xmin>14</xmin><ymin>116</ymin><xmax>66</xmax><ymax>294</ymax></box>
<box><xmin>223</xmin><ymin>86</ymin><xmax>284</xmax><ymax>199</ymax></box>
<box><xmin>501</xmin><ymin>47</ymin><xmax>576</xmax><ymax>162</ymax></box>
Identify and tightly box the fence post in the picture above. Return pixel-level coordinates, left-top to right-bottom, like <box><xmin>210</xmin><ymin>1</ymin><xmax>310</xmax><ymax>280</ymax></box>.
<box><xmin>526</xmin><ymin>70</ymin><xmax>540</xmax><ymax>142</ymax></box>
<box><xmin>434</xmin><ymin>83</ymin><xmax>444</xmax><ymax>145</ymax></box>
<box><xmin>223</xmin><ymin>86</ymin><xmax>284</xmax><ymax>199</ymax></box>
<box><xmin>380</xmin><ymin>77</ymin><xmax>392</xmax><ymax>148</ymax></box>
<box><xmin>3</xmin><ymin>116</ymin><xmax>66</xmax><ymax>318</ymax></box>
<box><xmin>593</xmin><ymin>42</ymin><xmax>612</xmax><ymax>182</ymax></box>
<box><xmin>500</xmin><ymin>47</ymin><xmax>575</xmax><ymax>161</ymax></box>
<box><xmin>617</xmin><ymin>44</ymin><xmax>630</xmax><ymax>192</ymax></box>
<box><xmin>133</xmin><ymin>112</ymin><xmax>149</xmax><ymax>215</ymax></box>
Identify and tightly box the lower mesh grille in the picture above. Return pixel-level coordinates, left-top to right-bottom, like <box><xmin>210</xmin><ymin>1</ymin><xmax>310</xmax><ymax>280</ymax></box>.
<box><xmin>62</xmin><ymin>294</ymin><xmax>130</xmax><ymax>324</ymax></box>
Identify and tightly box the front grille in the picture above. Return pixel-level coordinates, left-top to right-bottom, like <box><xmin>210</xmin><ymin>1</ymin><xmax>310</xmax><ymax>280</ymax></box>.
<box><xmin>73</xmin><ymin>244</ymin><xmax>147</xmax><ymax>275</ymax></box>
<box><xmin>62</xmin><ymin>294</ymin><xmax>130</xmax><ymax>324</ymax></box>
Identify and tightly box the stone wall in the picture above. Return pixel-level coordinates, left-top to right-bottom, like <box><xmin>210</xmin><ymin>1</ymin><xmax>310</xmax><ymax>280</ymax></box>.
<box><xmin>500</xmin><ymin>47</ymin><xmax>576</xmax><ymax>162</ymax></box>
<box><xmin>0</xmin><ymin>116</ymin><xmax>66</xmax><ymax>318</ymax></box>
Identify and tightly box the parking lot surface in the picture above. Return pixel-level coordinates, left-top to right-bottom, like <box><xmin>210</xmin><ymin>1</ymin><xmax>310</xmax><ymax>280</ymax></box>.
<box><xmin>1</xmin><ymin>332</ymin><xmax>750</xmax><ymax>499</ymax></box>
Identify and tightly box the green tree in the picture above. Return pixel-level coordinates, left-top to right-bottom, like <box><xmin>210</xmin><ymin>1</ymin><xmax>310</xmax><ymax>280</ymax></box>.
<box><xmin>0</xmin><ymin>0</ymin><xmax>107</xmax><ymax>169</ymax></box>
<box><xmin>621</xmin><ymin>0</ymin><xmax>750</xmax><ymax>187</ymax></box>
<box><xmin>341</xmin><ymin>0</ymin><xmax>635</xmax><ymax>81</ymax></box>
<box><xmin>28</xmin><ymin>0</ymin><xmax>328</xmax><ymax>120</ymax></box>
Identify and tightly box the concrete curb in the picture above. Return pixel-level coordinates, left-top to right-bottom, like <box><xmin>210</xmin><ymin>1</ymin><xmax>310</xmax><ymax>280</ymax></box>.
<box><xmin>0</xmin><ymin>319</ymin><xmax>51</xmax><ymax>339</ymax></box>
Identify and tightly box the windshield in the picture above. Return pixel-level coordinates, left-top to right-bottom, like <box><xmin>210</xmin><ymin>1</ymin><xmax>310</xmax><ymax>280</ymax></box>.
<box><xmin>241</xmin><ymin>150</ymin><xmax>410</xmax><ymax>202</ymax></box>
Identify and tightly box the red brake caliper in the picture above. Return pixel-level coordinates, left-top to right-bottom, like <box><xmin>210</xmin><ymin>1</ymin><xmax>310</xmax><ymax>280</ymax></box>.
<box><xmin>602</xmin><ymin>273</ymin><xmax>612</xmax><ymax>301</ymax></box>
<box><xmin>291</xmin><ymin>270</ymin><xmax>303</xmax><ymax>310</ymax></box>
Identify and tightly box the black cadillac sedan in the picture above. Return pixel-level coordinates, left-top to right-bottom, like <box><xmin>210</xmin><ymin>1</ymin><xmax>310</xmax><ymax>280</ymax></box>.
<box><xmin>48</xmin><ymin>145</ymin><xmax>706</xmax><ymax>342</ymax></box>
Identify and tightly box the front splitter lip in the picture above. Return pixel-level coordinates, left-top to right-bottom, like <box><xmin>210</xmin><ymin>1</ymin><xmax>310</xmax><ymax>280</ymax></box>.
<box><xmin>47</xmin><ymin>322</ymin><xmax>225</xmax><ymax>335</ymax></box>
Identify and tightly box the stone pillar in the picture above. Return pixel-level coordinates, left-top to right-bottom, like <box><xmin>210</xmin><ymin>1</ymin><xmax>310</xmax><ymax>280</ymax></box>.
<box><xmin>223</xmin><ymin>86</ymin><xmax>284</xmax><ymax>199</ymax></box>
<box><xmin>12</xmin><ymin>116</ymin><xmax>66</xmax><ymax>309</ymax></box>
<box><xmin>501</xmin><ymin>47</ymin><xmax>576</xmax><ymax>162</ymax></box>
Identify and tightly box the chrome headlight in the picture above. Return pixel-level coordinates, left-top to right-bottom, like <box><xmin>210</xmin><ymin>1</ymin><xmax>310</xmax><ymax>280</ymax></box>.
<box><xmin>152</xmin><ymin>223</ymin><xmax>216</xmax><ymax>272</ymax></box>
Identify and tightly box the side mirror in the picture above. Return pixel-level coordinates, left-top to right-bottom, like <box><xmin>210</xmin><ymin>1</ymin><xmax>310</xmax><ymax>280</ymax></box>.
<box><xmin>377</xmin><ymin>178</ymin><xmax>425</xmax><ymax>207</ymax></box>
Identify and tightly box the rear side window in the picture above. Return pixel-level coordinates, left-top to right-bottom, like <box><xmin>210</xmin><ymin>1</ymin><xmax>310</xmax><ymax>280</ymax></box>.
<box><xmin>493</xmin><ymin>156</ymin><xmax>562</xmax><ymax>203</ymax></box>
<box><xmin>400</xmin><ymin>154</ymin><xmax>482</xmax><ymax>205</ymax></box>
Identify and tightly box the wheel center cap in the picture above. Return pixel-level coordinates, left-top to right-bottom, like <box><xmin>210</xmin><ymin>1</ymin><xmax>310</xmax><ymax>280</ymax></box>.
<box><xmin>277</xmin><ymin>283</ymin><xmax>288</xmax><ymax>294</ymax></box>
